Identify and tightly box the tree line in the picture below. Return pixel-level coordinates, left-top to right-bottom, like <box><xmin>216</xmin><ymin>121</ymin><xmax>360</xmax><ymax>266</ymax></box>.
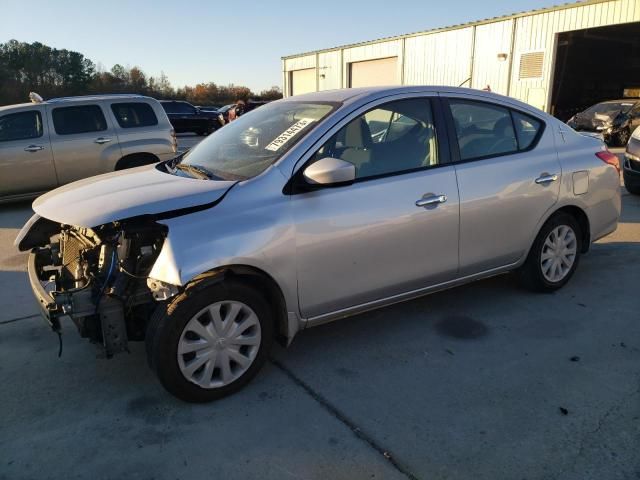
<box><xmin>0</xmin><ymin>39</ymin><xmax>282</xmax><ymax>106</ymax></box>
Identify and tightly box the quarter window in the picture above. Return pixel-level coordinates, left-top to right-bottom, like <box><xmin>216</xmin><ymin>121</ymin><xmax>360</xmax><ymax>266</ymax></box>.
<box><xmin>0</xmin><ymin>111</ymin><xmax>43</xmax><ymax>142</ymax></box>
<box><xmin>52</xmin><ymin>105</ymin><xmax>107</xmax><ymax>135</ymax></box>
<box><xmin>111</xmin><ymin>102</ymin><xmax>158</xmax><ymax>128</ymax></box>
<box><xmin>512</xmin><ymin>111</ymin><xmax>541</xmax><ymax>150</ymax></box>
<box><xmin>450</xmin><ymin>100</ymin><xmax>517</xmax><ymax>161</ymax></box>
<box><xmin>311</xmin><ymin>98</ymin><xmax>439</xmax><ymax>180</ymax></box>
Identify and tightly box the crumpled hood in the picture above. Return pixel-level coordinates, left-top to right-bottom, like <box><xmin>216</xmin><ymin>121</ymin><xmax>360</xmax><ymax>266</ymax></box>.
<box><xmin>33</xmin><ymin>164</ymin><xmax>236</xmax><ymax>228</ymax></box>
<box><xmin>593</xmin><ymin>112</ymin><xmax>615</xmax><ymax>122</ymax></box>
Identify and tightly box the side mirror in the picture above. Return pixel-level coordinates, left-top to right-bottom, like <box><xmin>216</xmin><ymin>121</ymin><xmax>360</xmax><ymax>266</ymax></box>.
<box><xmin>302</xmin><ymin>157</ymin><xmax>355</xmax><ymax>186</ymax></box>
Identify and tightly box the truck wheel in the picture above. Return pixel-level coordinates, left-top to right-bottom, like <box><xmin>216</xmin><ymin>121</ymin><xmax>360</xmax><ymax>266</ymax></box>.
<box><xmin>517</xmin><ymin>213</ymin><xmax>582</xmax><ymax>292</ymax></box>
<box><xmin>146</xmin><ymin>280</ymin><xmax>273</xmax><ymax>403</ymax></box>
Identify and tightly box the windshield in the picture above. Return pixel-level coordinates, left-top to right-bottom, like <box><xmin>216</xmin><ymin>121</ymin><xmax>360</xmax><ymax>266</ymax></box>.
<box><xmin>179</xmin><ymin>101</ymin><xmax>337</xmax><ymax>180</ymax></box>
<box><xmin>584</xmin><ymin>101</ymin><xmax>634</xmax><ymax>116</ymax></box>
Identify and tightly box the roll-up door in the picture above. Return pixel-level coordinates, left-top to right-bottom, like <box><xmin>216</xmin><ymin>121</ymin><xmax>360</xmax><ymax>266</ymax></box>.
<box><xmin>349</xmin><ymin>57</ymin><xmax>398</xmax><ymax>88</ymax></box>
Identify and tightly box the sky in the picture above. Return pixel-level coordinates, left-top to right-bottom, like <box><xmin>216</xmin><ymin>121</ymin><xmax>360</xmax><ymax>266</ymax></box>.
<box><xmin>3</xmin><ymin>0</ymin><xmax>557</xmax><ymax>92</ymax></box>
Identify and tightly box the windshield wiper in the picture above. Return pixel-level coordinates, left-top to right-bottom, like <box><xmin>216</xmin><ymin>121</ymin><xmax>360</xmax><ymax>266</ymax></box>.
<box><xmin>175</xmin><ymin>164</ymin><xmax>221</xmax><ymax>180</ymax></box>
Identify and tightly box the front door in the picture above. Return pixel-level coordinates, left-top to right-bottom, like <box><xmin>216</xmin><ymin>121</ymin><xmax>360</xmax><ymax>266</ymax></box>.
<box><xmin>0</xmin><ymin>106</ymin><xmax>58</xmax><ymax>196</ymax></box>
<box><xmin>47</xmin><ymin>102</ymin><xmax>122</xmax><ymax>184</ymax></box>
<box><xmin>444</xmin><ymin>95</ymin><xmax>561</xmax><ymax>275</ymax></box>
<box><xmin>292</xmin><ymin>96</ymin><xmax>460</xmax><ymax>318</ymax></box>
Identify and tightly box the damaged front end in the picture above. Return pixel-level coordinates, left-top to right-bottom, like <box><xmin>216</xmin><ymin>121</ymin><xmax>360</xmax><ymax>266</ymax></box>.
<box><xmin>22</xmin><ymin>216</ymin><xmax>172</xmax><ymax>357</ymax></box>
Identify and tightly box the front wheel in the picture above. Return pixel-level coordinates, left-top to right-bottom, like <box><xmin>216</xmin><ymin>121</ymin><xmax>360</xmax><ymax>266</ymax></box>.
<box><xmin>623</xmin><ymin>171</ymin><xmax>640</xmax><ymax>195</ymax></box>
<box><xmin>146</xmin><ymin>280</ymin><xmax>273</xmax><ymax>402</ymax></box>
<box><xmin>517</xmin><ymin>213</ymin><xmax>582</xmax><ymax>292</ymax></box>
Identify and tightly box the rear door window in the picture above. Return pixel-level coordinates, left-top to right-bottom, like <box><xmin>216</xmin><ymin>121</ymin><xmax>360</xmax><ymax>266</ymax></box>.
<box><xmin>449</xmin><ymin>100</ymin><xmax>517</xmax><ymax>160</ymax></box>
<box><xmin>0</xmin><ymin>110</ymin><xmax>43</xmax><ymax>142</ymax></box>
<box><xmin>161</xmin><ymin>102</ymin><xmax>176</xmax><ymax>113</ymax></box>
<box><xmin>175</xmin><ymin>102</ymin><xmax>196</xmax><ymax>114</ymax></box>
<box><xmin>52</xmin><ymin>105</ymin><xmax>107</xmax><ymax>135</ymax></box>
<box><xmin>111</xmin><ymin>102</ymin><xmax>158</xmax><ymax>128</ymax></box>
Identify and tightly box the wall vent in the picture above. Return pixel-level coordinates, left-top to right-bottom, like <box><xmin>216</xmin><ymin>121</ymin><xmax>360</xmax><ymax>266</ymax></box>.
<box><xmin>519</xmin><ymin>52</ymin><xmax>544</xmax><ymax>79</ymax></box>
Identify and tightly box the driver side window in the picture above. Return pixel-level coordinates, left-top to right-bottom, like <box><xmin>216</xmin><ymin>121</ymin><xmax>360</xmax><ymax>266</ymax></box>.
<box><xmin>310</xmin><ymin>98</ymin><xmax>439</xmax><ymax>180</ymax></box>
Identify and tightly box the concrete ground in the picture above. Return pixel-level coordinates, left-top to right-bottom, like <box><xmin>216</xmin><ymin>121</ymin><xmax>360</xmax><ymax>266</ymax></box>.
<box><xmin>0</xmin><ymin>145</ymin><xmax>638</xmax><ymax>480</ymax></box>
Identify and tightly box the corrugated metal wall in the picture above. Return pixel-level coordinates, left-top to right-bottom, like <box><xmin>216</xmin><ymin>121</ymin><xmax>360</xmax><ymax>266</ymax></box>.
<box><xmin>282</xmin><ymin>0</ymin><xmax>640</xmax><ymax>111</ymax></box>
<box><xmin>471</xmin><ymin>20</ymin><xmax>514</xmax><ymax>95</ymax></box>
<box><xmin>403</xmin><ymin>27</ymin><xmax>474</xmax><ymax>86</ymax></box>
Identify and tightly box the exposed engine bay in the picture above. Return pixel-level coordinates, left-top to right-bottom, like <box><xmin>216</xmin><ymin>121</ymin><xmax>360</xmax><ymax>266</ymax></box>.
<box><xmin>28</xmin><ymin>219</ymin><xmax>170</xmax><ymax>357</ymax></box>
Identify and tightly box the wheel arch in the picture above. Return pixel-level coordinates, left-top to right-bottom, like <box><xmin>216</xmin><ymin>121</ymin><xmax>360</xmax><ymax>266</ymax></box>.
<box><xmin>186</xmin><ymin>264</ymin><xmax>297</xmax><ymax>348</ymax></box>
<box><xmin>553</xmin><ymin>205</ymin><xmax>591</xmax><ymax>253</ymax></box>
<box><xmin>115</xmin><ymin>152</ymin><xmax>160</xmax><ymax>171</ymax></box>
<box><xmin>526</xmin><ymin>204</ymin><xmax>591</xmax><ymax>259</ymax></box>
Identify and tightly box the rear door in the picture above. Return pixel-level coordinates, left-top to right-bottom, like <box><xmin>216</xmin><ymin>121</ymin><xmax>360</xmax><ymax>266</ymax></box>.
<box><xmin>443</xmin><ymin>94</ymin><xmax>560</xmax><ymax>275</ymax></box>
<box><xmin>292</xmin><ymin>95</ymin><xmax>460</xmax><ymax>318</ymax></box>
<box><xmin>47</xmin><ymin>102</ymin><xmax>122</xmax><ymax>184</ymax></box>
<box><xmin>0</xmin><ymin>106</ymin><xmax>58</xmax><ymax>196</ymax></box>
<box><xmin>176</xmin><ymin>102</ymin><xmax>200</xmax><ymax>132</ymax></box>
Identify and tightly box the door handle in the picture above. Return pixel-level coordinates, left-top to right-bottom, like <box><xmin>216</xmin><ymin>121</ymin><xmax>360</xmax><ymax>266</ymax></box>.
<box><xmin>94</xmin><ymin>137</ymin><xmax>112</xmax><ymax>144</ymax></box>
<box><xmin>535</xmin><ymin>173</ymin><xmax>558</xmax><ymax>184</ymax></box>
<box><xmin>415</xmin><ymin>194</ymin><xmax>447</xmax><ymax>208</ymax></box>
<box><xmin>24</xmin><ymin>145</ymin><xmax>44</xmax><ymax>152</ymax></box>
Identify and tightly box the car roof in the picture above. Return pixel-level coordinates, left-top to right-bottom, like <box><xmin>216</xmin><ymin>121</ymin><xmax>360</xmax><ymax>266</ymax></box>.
<box><xmin>46</xmin><ymin>94</ymin><xmax>151</xmax><ymax>103</ymax></box>
<box><xmin>0</xmin><ymin>94</ymin><xmax>159</xmax><ymax>112</ymax></box>
<box><xmin>280</xmin><ymin>86</ymin><xmax>545</xmax><ymax>115</ymax></box>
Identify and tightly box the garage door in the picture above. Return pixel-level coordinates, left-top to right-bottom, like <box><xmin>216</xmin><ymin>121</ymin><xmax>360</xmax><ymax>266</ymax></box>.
<box><xmin>290</xmin><ymin>69</ymin><xmax>316</xmax><ymax>96</ymax></box>
<box><xmin>349</xmin><ymin>57</ymin><xmax>398</xmax><ymax>88</ymax></box>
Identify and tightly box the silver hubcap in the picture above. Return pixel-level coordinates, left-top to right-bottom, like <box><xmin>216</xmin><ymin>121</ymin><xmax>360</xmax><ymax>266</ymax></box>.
<box><xmin>540</xmin><ymin>225</ymin><xmax>577</xmax><ymax>283</ymax></box>
<box><xmin>177</xmin><ymin>301</ymin><xmax>261</xmax><ymax>389</ymax></box>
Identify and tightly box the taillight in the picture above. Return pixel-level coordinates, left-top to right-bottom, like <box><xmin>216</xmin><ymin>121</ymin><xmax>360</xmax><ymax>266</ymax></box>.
<box><xmin>595</xmin><ymin>150</ymin><xmax>620</xmax><ymax>174</ymax></box>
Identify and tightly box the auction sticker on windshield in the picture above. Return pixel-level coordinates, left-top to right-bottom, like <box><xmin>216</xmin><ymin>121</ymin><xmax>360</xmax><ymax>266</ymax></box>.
<box><xmin>265</xmin><ymin>118</ymin><xmax>315</xmax><ymax>152</ymax></box>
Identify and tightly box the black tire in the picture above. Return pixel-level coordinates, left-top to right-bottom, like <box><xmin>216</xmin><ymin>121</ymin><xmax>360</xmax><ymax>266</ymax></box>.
<box><xmin>146</xmin><ymin>279</ymin><xmax>274</xmax><ymax>403</ymax></box>
<box><xmin>195</xmin><ymin>131</ymin><xmax>205</xmax><ymax>136</ymax></box>
<box><xmin>517</xmin><ymin>213</ymin><xmax>582</xmax><ymax>292</ymax></box>
<box><xmin>623</xmin><ymin>172</ymin><xmax>640</xmax><ymax>195</ymax></box>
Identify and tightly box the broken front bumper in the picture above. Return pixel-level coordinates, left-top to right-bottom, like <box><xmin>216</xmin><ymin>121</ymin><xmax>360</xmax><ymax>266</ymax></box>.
<box><xmin>28</xmin><ymin>247</ymin><xmax>130</xmax><ymax>357</ymax></box>
<box><xmin>28</xmin><ymin>249</ymin><xmax>62</xmax><ymax>330</ymax></box>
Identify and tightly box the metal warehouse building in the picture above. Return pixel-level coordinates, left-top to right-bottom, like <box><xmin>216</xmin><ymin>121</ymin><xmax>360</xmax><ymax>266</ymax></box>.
<box><xmin>282</xmin><ymin>0</ymin><xmax>640</xmax><ymax>119</ymax></box>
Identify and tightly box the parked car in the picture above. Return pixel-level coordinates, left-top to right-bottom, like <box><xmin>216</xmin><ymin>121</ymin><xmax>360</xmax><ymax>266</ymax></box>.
<box><xmin>17</xmin><ymin>86</ymin><xmax>621</xmax><ymax>402</ymax></box>
<box><xmin>0</xmin><ymin>94</ymin><xmax>177</xmax><ymax>203</ymax></box>
<box><xmin>623</xmin><ymin>125</ymin><xmax>640</xmax><ymax>194</ymax></box>
<box><xmin>566</xmin><ymin>99</ymin><xmax>640</xmax><ymax>146</ymax></box>
<box><xmin>159</xmin><ymin>100</ymin><xmax>221</xmax><ymax>135</ymax></box>
<box><xmin>216</xmin><ymin>103</ymin><xmax>237</xmax><ymax>125</ymax></box>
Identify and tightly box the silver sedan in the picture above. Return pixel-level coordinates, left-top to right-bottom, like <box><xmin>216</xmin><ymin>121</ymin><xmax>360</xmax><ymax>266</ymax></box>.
<box><xmin>17</xmin><ymin>86</ymin><xmax>621</xmax><ymax>402</ymax></box>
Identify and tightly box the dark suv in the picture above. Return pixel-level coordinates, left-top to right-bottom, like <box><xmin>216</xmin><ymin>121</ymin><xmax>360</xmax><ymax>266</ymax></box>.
<box><xmin>159</xmin><ymin>100</ymin><xmax>221</xmax><ymax>136</ymax></box>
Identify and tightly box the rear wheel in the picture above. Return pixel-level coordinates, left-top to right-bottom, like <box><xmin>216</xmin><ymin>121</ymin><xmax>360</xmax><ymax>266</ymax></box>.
<box><xmin>146</xmin><ymin>280</ymin><xmax>273</xmax><ymax>402</ymax></box>
<box><xmin>517</xmin><ymin>213</ymin><xmax>582</xmax><ymax>292</ymax></box>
